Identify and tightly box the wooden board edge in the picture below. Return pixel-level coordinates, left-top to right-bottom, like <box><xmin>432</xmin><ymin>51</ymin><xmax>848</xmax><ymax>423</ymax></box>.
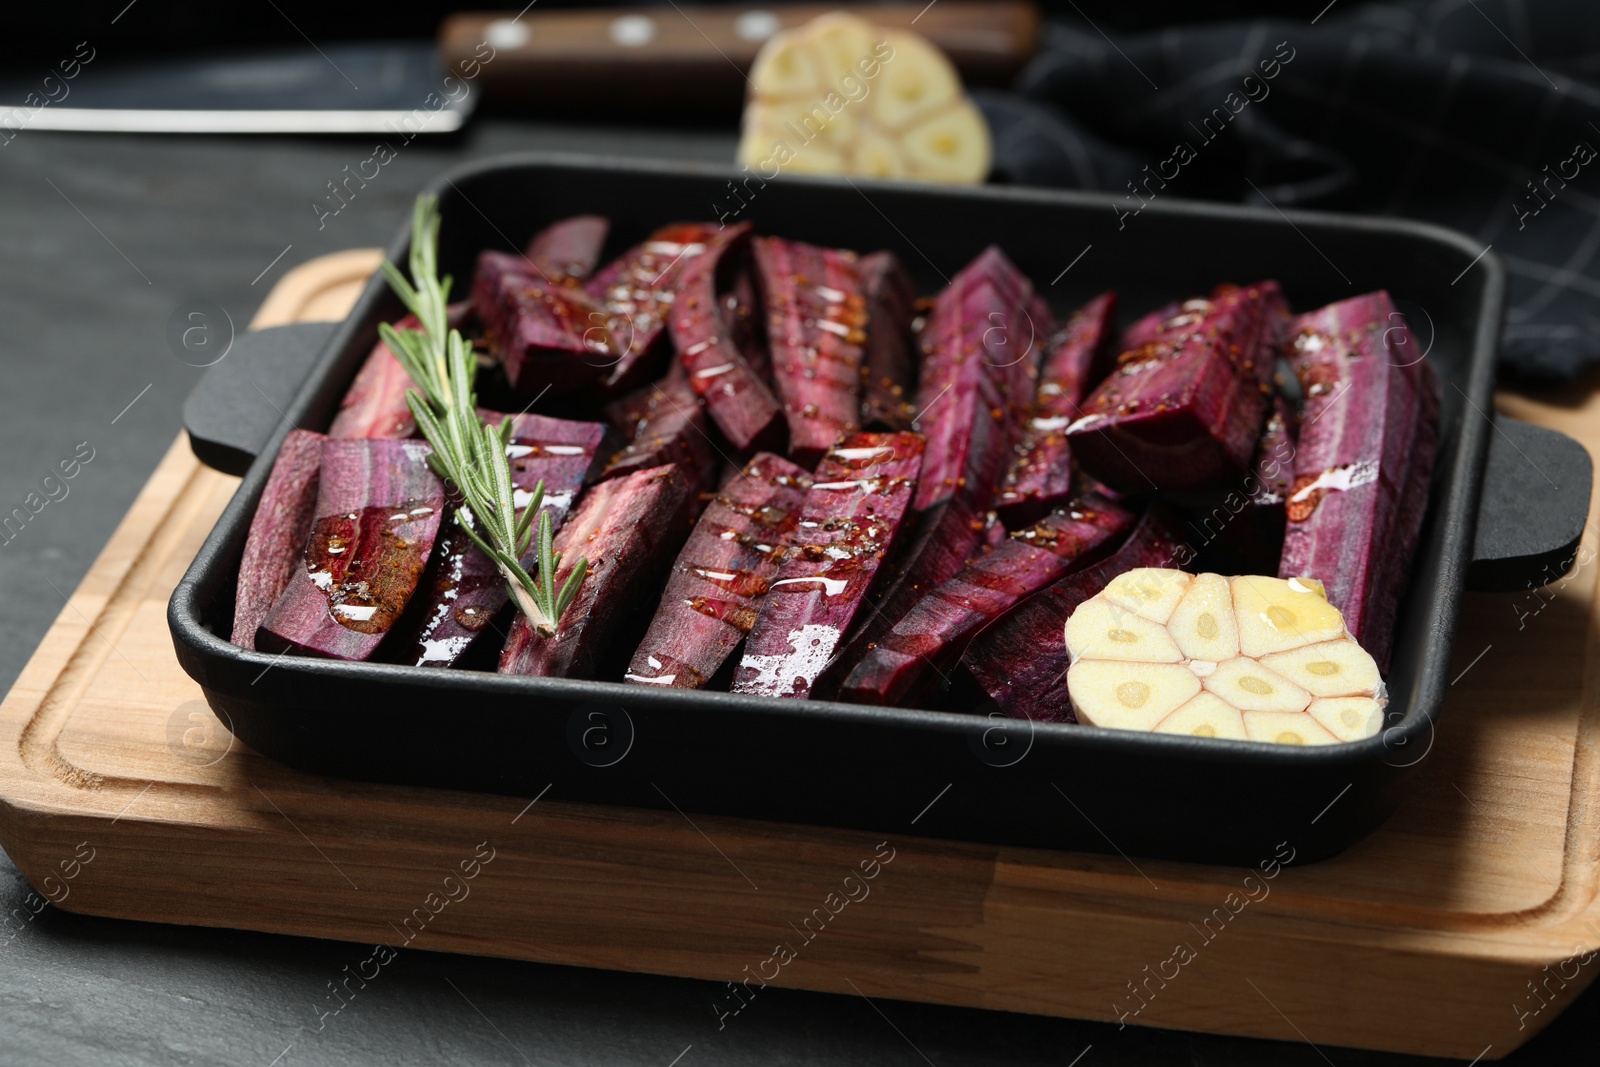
<box><xmin>250</xmin><ymin>249</ymin><xmax>384</xmax><ymax>329</ymax></box>
<box><xmin>2</xmin><ymin>251</ymin><xmax>1599</xmax><ymax>1061</ymax></box>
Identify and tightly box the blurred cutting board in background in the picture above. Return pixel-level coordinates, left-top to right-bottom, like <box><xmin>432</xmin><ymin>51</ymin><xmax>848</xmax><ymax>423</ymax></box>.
<box><xmin>441</xmin><ymin>2</ymin><xmax>1041</xmax><ymax>112</ymax></box>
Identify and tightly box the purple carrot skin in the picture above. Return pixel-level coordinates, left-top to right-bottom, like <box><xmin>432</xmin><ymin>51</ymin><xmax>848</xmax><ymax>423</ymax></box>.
<box><xmin>912</xmin><ymin>245</ymin><xmax>1051</xmax><ymax>513</ymax></box>
<box><xmin>996</xmin><ymin>291</ymin><xmax>1118</xmax><ymax>528</ymax></box>
<box><xmin>625</xmin><ymin>453</ymin><xmax>814</xmax><ymax>688</ymax></box>
<box><xmin>600</xmin><ymin>370</ymin><xmax>718</xmax><ymax>491</ymax></box>
<box><xmin>524</xmin><ymin>214</ymin><xmax>608</xmax><ymax>283</ymax></box>
<box><xmin>1066</xmin><ymin>282</ymin><xmax>1290</xmax><ymax>492</ymax></box>
<box><xmin>671</xmin><ymin>224</ymin><xmax>787</xmax><ymax>454</ymax></box>
<box><xmin>499</xmin><ymin>464</ymin><xmax>694</xmax><ymax>679</ymax></box>
<box><xmin>399</xmin><ymin>413</ymin><xmax>605</xmax><ymax>668</ymax></box>
<box><xmin>752</xmin><ymin>236</ymin><xmax>868</xmax><ymax>467</ymax></box>
<box><xmin>231</xmin><ymin>430</ymin><xmax>325</xmax><ymax>649</ymax></box>
<box><xmin>960</xmin><ymin>506</ymin><xmax>1190</xmax><ymax>723</ymax></box>
<box><xmin>256</xmin><ymin>439</ymin><xmax>444</xmax><ymax>661</ymax></box>
<box><xmin>732</xmin><ymin>432</ymin><xmax>925</xmax><ymax>699</ymax></box>
<box><xmin>857</xmin><ymin>250</ymin><xmax>919</xmax><ymax>431</ymax></box>
<box><xmin>328</xmin><ymin>328</ymin><xmax>417</xmax><ymax>440</ymax></box>
<box><xmin>1278</xmin><ymin>291</ymin><xmax>1432</xmax><ymax>670</ymax></box>
<box><xmin>956</xmin><ymin>247</ymin><xmax>1054</xmax><ymax>409</ymax></box>
<box><xmin>1118</xmin><ymin>300</ymin><xmax>1185</xmax><ymax>351</ymax></box>
<box><xmin>587</xmin><ymin>222</ymin><xmax>735</xmax><ymax>394</ymax></box>
<box><xmin>839</xmin><ymin>493</ymin><xmax>1137</xmax><ymax>708</ymax></box>
<box><xmin>328</xmin><ymin>303</ymin><xmax>470</xmax><ymax>440</ymax></box>
<box><xmin>1368</xmin><ymin>350</ymin><xmax>1441</xmax><ymax>672</ymax></box>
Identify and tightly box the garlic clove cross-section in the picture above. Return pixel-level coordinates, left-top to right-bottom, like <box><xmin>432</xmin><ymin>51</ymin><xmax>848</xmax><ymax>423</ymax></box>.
<box><xmin>1063</xmin><ymin>570</ymin><xmax>1386</xmax><ymax>746</ymax></box>
<box><xmin>737</xmin><ymin>12</ymin><xmax>992</xmax><ymax>185</ymax></box>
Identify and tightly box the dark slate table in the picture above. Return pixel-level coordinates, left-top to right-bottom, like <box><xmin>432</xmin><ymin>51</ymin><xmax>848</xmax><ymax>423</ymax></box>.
<box><xmin>0</xmin><ymin>118</ymin><xmax>1594</xmax><ymax>1067</ymax></box>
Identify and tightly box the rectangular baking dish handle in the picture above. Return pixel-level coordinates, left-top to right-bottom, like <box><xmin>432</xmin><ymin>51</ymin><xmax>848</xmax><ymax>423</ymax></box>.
<box><xmin>182</xmin><ymin>322</ymin><xmax>338</xmax><ymax>476</ymax></box>
<box><xmin>182</xmin><ymin>322</ymin><xmax>1592</xmax><ymax>592</ymax></box>
<box><xmin>1466</xmin><ymin>418</ymin><xmax>1592</xmax><ymax>592</ymax></box>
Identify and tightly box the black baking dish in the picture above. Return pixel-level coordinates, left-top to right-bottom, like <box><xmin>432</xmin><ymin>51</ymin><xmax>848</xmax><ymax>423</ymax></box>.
<box><xmin>170</xmin><ymin>154</ymin><xmax>1591</xmax><ymax>865</ymax></box>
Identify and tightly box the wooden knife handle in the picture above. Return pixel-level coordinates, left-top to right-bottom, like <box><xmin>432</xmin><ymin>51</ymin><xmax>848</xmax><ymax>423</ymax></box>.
<box><xmin>439</xmin><ymin>3</ymin><xmax>1040</xmax><ymax>112</ymax></box>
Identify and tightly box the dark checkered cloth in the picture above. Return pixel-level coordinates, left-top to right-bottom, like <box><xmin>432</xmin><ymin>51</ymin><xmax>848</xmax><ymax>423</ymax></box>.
<box><xmin>979</xmin><ymin>0</ymin><xmax>1600</xmax><ymax>380</ymax></box>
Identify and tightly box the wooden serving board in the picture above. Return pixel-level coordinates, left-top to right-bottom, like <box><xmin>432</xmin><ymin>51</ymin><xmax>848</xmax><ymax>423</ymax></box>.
<box><xmin>3</xmin><ymin>250</ymin><xmax>1599</xmax><ymax>1060</ymax></box>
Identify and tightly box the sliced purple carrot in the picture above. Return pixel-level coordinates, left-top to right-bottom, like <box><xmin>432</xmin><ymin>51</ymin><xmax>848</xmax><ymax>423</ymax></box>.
<box><xmin>329</xmin><ymin>330</ymin><xmax>418</xmax><ymax>440</ymax></box>
<box><xmin>810</xmin><ymin>247</ymin><xmax>1044</xmax><ymax>693</ymax></box>
<box><xmin>525</xmin><ymin>214</ymin><xmax>608</xmax><ymax>283</ymax></box>
<box><xmin>912</xmin><ymin>245</ymin><xmax>1050</xmax><ymax>512</ymax></box>
<box><xmin>256</xmin><ymin>438</ymin><xmax>444</xmax><ymax>660</ymax></box>
<box><xmin>751</xmin><ymin>236</ymin><xmax>868</xmax><ymax>467</ymax></box>
<box><xmin>1118</xmin><ymin>299</ymin><xmax>1184</xmax><ymax>350</ymax></box>
<box><xmin>495</xmin><ymin>281</ymin><xmax>619</xmax><ymax>396</ymax></box>
<box><xmin>399</xmin><ymin>414</ymin><xmax>605</xmax><ymax>668</ymax></box>
<box><xmin>626</xmin><ymin>452</ymin><xmax>814</xmax><ymax>689</ymax></box>
<box><xmin>959</xmin><ymin>506</ymin><xmax>1188</xmax><ymax>722</ymax></box>
<box><xmin>840</xmin><ymin>492</ymin><xmax>1136</xmax><ymax>707</ymax></box>
<box><xmin>600</xmin><ymin>369</ymin><xmax>718</xmax><ymax>490</ymax></box>
<box><xmin>858</xmin><ymin>250</ymin><xmax>919</xmax><ymax>431</ymax></box>
<box><xmin>587</xmin><ymin>222</ymin><xmax>734</xmax><ymax>394</ymax></box>
<box><xmin>732</xmin><ymin>432</ymin><xmax>925</xmax><ymax>699</ymax></box>
<box><xmin>231</xmin><ymin>429</ymin><xmax>325</xmax><ymax>649</ymax></box>
<box><xmin>1066</xmin><ymin>282</ymin><xmax>1289</xmax><ymax>491</ymax></box>
<box><xmin>328</xmin><ymin>303</ymin><xmax>469</xmax><ymax>440</ymax></box>
<box><xmin>671</xmin><ymin>224</ymin><xmax>786</xmax><ymax>454</ymax></box>
<box><xmin>1370</xmin><ymin>349</ymin><xmax>1441</xmax><ymax>671</ymax></box>
<box><xmin>470</xmin><ymin>251</ymin><xmax>539</xmax><ymax>350</ymax></box>
<box><xmin>499</xmin><ymin>464</ymin><xmax>694</xmax><ymax>679</ymax></box>
<box><xmin>1278</xmin><ymin>291</ymin><xmax>1437</xmax><ymax>670</ymax></box>
<box><xmin>996</xmin><ymin>290</ymin><xmax>1117</xmax><ymax>528</ymax></box>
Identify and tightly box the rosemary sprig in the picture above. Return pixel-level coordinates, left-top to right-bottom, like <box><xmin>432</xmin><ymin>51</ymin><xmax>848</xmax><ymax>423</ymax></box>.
<box><xmin>379</xmin><ymin>194</ymin><xmax>587</xmax><ymax>637</ymax></box>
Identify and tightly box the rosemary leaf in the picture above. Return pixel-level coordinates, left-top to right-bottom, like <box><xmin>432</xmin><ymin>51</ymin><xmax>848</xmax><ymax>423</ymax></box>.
<box><xmin>378</xmin><ymin>193</ymin><xmax>589</xmax><ymax>638</ymax></box>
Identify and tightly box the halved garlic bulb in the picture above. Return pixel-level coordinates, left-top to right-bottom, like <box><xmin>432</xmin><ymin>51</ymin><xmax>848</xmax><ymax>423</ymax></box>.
<box><xmin>1065</xmin><ymin>572</ymin><xmax>1386</xmax><ymax>746</ymax></box>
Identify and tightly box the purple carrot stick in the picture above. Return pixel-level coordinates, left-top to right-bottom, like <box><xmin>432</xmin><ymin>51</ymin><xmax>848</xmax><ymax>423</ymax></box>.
<box><xmin>231</xmin><ymin>429</ymin><xmax>325</xmax><ymax>649</ymax></box>
<box><xmin>587</xmin><ymin>221</ymin><xmax>735</xmax><ymax>395</ymax></box>
<box><xmin>810</xmin><ymin>246</ymin><xmax>1047</xmax><ymax>695</ymax></box>
<box><xmin>525</xmin><ymin>214</ymin><xmax>609</xmax><ymax>283</ymax></box>
<box><xmin>328</xmin><ymin>303</ymin><xmax>469</xmax><ymax>440</ymax></box>
<box><xmin>1278</xmin><ymin>290</ymin><xmax>1437</xmax><ymax>670</ymax></box>
<box><xmin>857</xmin><ymin>250</ymin><xmax>919</xmax><ymax>431</ymax></box>
<box><xmin>256</xmin><ymin>438</ymin><xmax>444</xmax><ymax>660</ymax></box>
<box><xmin>600</xmin><ymin>369</ymin><xmax>718</xmax><ymax>490</ymax></box>
<box><xmin>626</xmin><ymin>452</ymin><xmax>814</xmax><ymax>689</ymax></box>
<box><xmin>1066</xmin><ymin>282</ymin><xmax>1289</xmax><ymax>491</ymax></box>
<box><xmin>671</xmin><ymin>224</ymin><xmax>786</xmax><ymax>454</ymax></box>
<box><xmin>840</xmin><ymin>492</ymin><xmax>1136</xmax><ymax>707</ymax></box>
<box><xmin>499</xmin><ymin>463</ymin><xmax>695</xmax><ymax>679</ymax></box>
<box><xmin>959</xmin><ymin>506</ymin><xmax>1188</xmax><ymax>723</ymax></box>
<box><xmin>399</xmin><ymin>413</ymin><xmax>605</xmax><ymax>668</ymax></box>
<box><xmin>751</xmin><ymin>236</ymin><xmax>868</xmax><ymax>467</ymax></box>
<box><xmin>995</xmin><ymin>291</ymin><xmax>1117</xmax><ymax>528</ymax></box>
<box><xmin>732</xmin><ymin>432</ymin><xmax>925</xmax><ymax>699</ymax></box>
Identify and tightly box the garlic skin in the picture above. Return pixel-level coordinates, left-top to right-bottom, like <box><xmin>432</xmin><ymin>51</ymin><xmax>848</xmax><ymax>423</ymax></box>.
<box><xmin>1064</xmin><ymin>571</ymin><xmax>1387</xmax><ymax>746</ymax></box>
